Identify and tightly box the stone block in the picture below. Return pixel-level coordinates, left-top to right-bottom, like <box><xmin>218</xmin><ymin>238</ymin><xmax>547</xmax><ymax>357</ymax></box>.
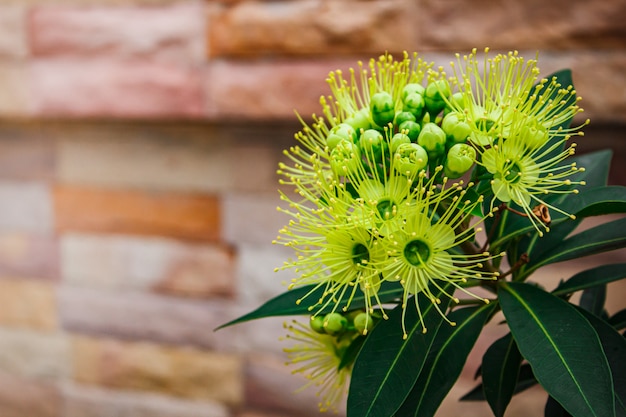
<box><xmin>208</xmin><ymin>0</ymin><xmax>416</xmax><ymax>57</ymax></box>
<box><xmin>0</xmin><ymin>328</ymin><xmax>71</xmax><ymax>381</ymax></box>
<box><xmin>0</xmin><ymin>5</ymin><xmax>27</xmax><ymax>58</ymax></box>
<box><xmin>29</xmin><ymin>59</ymin><xmax>205</xmax><ymax>118</ymax></box>
<box><xmin>53</xmin><ymin>185</ymin><xmax>220</xmax><ymax>241</ymax></box>
<box><xmin>29</xmin><ymin>3</ymin><xmax>205</xmax><ymax>63</ymax></box>
<box><xmin>61</xmin><ymin>233</ymin><xmax>234</xmax><ymax>298</ymax></box>
<box><xmin>235</xmin><ymin>244</ymin><xmax>292</xmax><ymax>306</ymax></box>
<box><xmin>0</xmin><ymin>372</ymin><xmax>61</xmax><ymax>417</ymax></box>
<box><xmin>221</xmin><ymin>192</ymin><xmax>285</xmax><ymax>246</ymax></box>
<box><xmin>72</xmin><ymin>335</ymin><xmax>244</xmax><ymax>406</ymax></box>
<box><xmin>0</xmin><ymin>181</ymin><xmax>53</xmax><ymax>234</ymax></box>
<box><xmin>0</xmin><ymin>125</ymin><xmax>56</xmax><ymax>180</ymax></box>
<box><xmin>0</xmin><ymin>278</ymin><xmax>58</xmax><ymax>330</ymax></box>
<box><xmin>63</xmin><ymin>382</ymin><xmax>229</xmax><ymax>417</ymax></box>
<box><xmin>58</xmin><ymin>285</ymin><xmax>235</xmax><ymax>350</ymax></box>
<box><xmin>0</xmin><ymin>233</ymin><xmax>59</xmax><ymax>280</ymax></box>
<box><xmin>0</xmin><ymin>63</ymin><xmax>31</xmax><ymax>117</ymax></box>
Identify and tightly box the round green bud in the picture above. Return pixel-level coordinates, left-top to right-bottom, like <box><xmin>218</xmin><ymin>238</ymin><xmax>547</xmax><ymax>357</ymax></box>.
<box><xmin>403</xmin><ymin>92</ymin><xmax>425</xmax><ymax>119</ymax></box>
<box><xmin>353</xmin><ymin>312</ymin><xmax>374</xmax><ymax>335</ymax></box>
<box><xmin>425</xmin><ymin>79</ymin><xmax>451</xmax><ymax>115</ymax></box>
<box><xmin>448</xmin><ymin>92</ymin><xmax>464</xmax><ymax>110</ymax></box>
<box><xmin>393</xmin><ymin>111</ymin><xmax>416</xmax><ymax>128</ymax></box>
<box><xmin>330</xmin><ymin>139</ymin><xmax>361</xmax><ymax>176</ymax></box>
<box><xmin>331</xmin><ymin>123</ymin><xmax>358</xmax><ymax>143</ymax></box>
<box><xmin>417</xmin><ymin>122</ymin><xmax>446</xmax><ymax>156</ymax></box>
<box><xmin>310</xmin><ymin>315</ymin><xmax>326</xmax><ymax>334</ymax></box>
<box><xmin>344</xmin><ymin>108</ymin><xmax>371</xmax><ymax>133</ymax></box>
<box><xmin>399</xmin><ymin>120</ymin><xmax>421</xmax><ymax>141</ymax></box>
<box><xmin>519</xmin><ymin>124</ymin><xmax>549</xmax><ymax>149</ymax></box>
<box><xmin>401</xmin><ymin>83</ymin><xmax>425</xmax><ymax>101</ymax></box>
<box><xmin>390</xmin><ymin>132</ymin><xmax>411</xmax><ymax>153</ymax></box>
<box><xmin>359</xmin><ymin>129</ymin><xmax>384</xmax><ymax>155</ymax></box>
<box><xmin>370</xmin><ymin>92</ymin><xmax>395</xmax><ymax>127</ymax></box>
<box><xmin>395</xmin><ymin>143</ymin><xmax>428</xmax><ymax>177</ymax></box>
<box><xmin>323</xmin><ymin>312</ymin><xmax>348</xmax><ymax>335</ymax></box>
<box><xmin>441</xmin><ymin>112</ymin><xmax>471</xmax><ymax>144</ymax></box>
<box><xmin>444</xmin><ymin>143</ymin><xmax>476</xmax><ymax>178</ymax></box>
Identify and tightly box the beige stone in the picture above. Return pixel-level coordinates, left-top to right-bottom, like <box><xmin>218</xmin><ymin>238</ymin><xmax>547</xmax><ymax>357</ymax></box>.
<box><xmin>0</xmin><ymin>5</ymin><xmax>27</xmax><ymax>58</ymax></box>
<box><xmin>0</xmin><ymin>233</ymin><xmax>59</xmax><ymax>281</ymax></box>
<box><xmin>72</xmin><ymin>336</ymin><xmax>244</xmax><ymax>406</ymax></box>
<box><xmin>0</xmin><ymin>372</ymin><xmax>61</xmax><ymax>417</ymax></box>
<box><xmin>0</xmin><ymin>278</ymin><xmax>58</xmax><ymax>330</ymax></box>
<box><xmin>0</xmin><ymin>63</ymin><xmax>31</xmax><ymax>116</ymax></box>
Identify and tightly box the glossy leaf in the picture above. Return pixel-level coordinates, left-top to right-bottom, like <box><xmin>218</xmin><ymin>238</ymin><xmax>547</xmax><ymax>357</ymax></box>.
<box><xmin>217</xmin><ymin>281</ymin><xmax>402</xmax><ymax>329</ymax></box>
<box><xmin>460</xmin><ymin>363</ymin><xmax>538</xmax><ymax>402</ymax></box>
<box><xmin>609</xmin><ymin>309</ymin><xmax>626</xmax><ymax>331</ymax></box>
<box><xmin>338</xmin><ymin>335</ymin><xmax>366</xmax><ymax>371</ymax></box>
<box><xmin>499</xmin><ymin>282</ymin><xmax>614</xmax><ymax>417</ymax></box>
<box><xmin>394</xmin><ymin>304</ymin><xmax>495</xmax><ymax>417</ymax></box>
<box><xmin>347</xmin><ymin>290</ymin><xmax>450</xmax><ymax>417</ymax></box>
<box><xmin>482</xmin><ymin>333</ymin><xmax>523</xmax><ymax>417</ymax></box>
<box><xmin>579</xmin><ymin>285</ymin><xmax>607</xmax><ymax>317</ymax></box>
<box><xmin>545</xmin><ymin>396</ymin><xmax>574</xmax><ymax>417</ymax></box>
<box><xmin>553</xmin><ymin>263</ymin><xmax>626</xmax><ymax>296</ymax></box>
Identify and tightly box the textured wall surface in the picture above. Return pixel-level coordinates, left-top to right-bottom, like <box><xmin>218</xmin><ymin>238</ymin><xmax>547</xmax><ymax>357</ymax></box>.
<box><xmin>0</xmin><ymin>1</ymin><xmax>625</xmax><ymax>416</ymax></box>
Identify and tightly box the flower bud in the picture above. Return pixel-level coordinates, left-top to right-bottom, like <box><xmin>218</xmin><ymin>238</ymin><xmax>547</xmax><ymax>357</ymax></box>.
<box><xmin>401</xmin><ymin>83</ymin><xmax>425</xmax><ymax>101</ymax></box>
<box><xmin>425</xmin><ymin>79</ymin><xmax>451</xmax><ymax>115</ymax></box>
<box><xmin>344</xmin><ymin>108</ymin><xmax>371</xmax><ymax>133</ymax></box>
<box><xmin>370</xmin><ymin>92</ymin><xmax>395</xmax><ymax>127</ymax></box>
<box><xmin>323</xmin><ymin>312</ymin><xmax>348</xmax><ymax>335</ymax></box>
<box><xmin>326</xmin><ymin>123</ymin><xmax>357</xmax><ymax>150</ymax></box>
<box><xmin>403</xmin><ymin>92</ymin><xmax>425</xmax><ymax>119</ymax></box>
<box><xmin>393</xmin><ymin>111</ymin><xmax>416</xmax><ymax>128</ymax></box>
<box><xmin>353</xmin><ymin>312</ymin><xmax>374</xmax><ymax>335</ymax></box>
<box><xmin>441</xmin><ymin>112</ymin><xmax>471</xmax><ymax>145</ymax></box>
<box><xmin>444</xmin><ymin>143</ymin><xmax>476</xmax><ymax>178</ymax></box>
<box><xmin>390</xmin><ymin>132</ymin><xmax>411</xmax><ymax>153</ymax></box>
<box><xmin>399</xmin><ymin>120</ymin><xmax>421</xmax><ymax>141</ymax></box>
<box><xmin>310</xmin><ymin>315</ymin><xmax>326</xmax><ymax>334</ymax></box>
<box><xmin>417</xmin><ymin>122</ymin><xmax>446</xmax><ymax>156</ymax></box>
<box><xmin>359</xmin><ymin>129</ymin><xmax>384</xmax><ymax>156</ymax></box>
<box><xmin>330</xmin><ymin>139</ymin><xmax>361</xmax><ymax>176</ymax></box>
<box><xmin>518</xmin><ymin>124</ymin><xmax>549</xmax><ymax>149</ymax></box>
<box><xmin>395</xmin><ymin>143</ymin><xmax>428</xmax><ymax>176</ymax></box>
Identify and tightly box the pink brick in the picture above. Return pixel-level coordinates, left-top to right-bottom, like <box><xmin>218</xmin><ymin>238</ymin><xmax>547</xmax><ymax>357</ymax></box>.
<box><xmin>0</xmin><ymin>372</ymin><xmax>61</xmax><ymax>417</ymax></box>
<box><xmin>29</xmin><ymin>3</ymin><xmax>205</xmax><ymax>63</ymax></box>
<box><xmin>206</xmin><ymin>59</ymin><xmax>359</xmax><ymax>120</ymax></box>
<box><xmin>0</xmin><ymin>6</ymin><xmax>27</xmax><ymax>59</ymax></box>
<box><xmin>0</xmin><ymin>234</ymin><xmax>59</xmax><ymax>281</ymax></box>
<box><xmin>30</xmin><ymin>59</ymin><xmax>205</xmax><ymax>118</ymax></box>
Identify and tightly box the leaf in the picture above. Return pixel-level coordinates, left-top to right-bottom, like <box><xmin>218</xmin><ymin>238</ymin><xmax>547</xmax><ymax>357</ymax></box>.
<box><xmin>579</xmin><ymin>284</ymin><xmax>607</xmax><ymax>317</ymax></box>
<box><xmin>347</xmin><ymin>290</ymin><xmax>450</xmax><ymax>417</ymax></box>
<box><xmin>552</xmin><ymin>263</ymin><xmax>626</xmax><ymax>296</ymax></box>
<box><xmin>545</xmin><ymin>396</ymin><xmax>574</xmax><ymax>417</ymax></box>
<box><xmin>519</xmin><ymin>217</ymin><xmax>626</xmax><ymax>280</ymax></box>
<box><xmin>216</xmin><ymin>281</ymin><xmax>402</xmax><ymax>329</ymax></box>
<box><xmin>460</xmin><ymin>363</ymin><xmax>538</xmax><ymax>402</ymax></box>
<box><xmin>482</xmin><ymin>333</ymin><xmax>523</xmax><ymax>417</ymax></box>
<box><xmin>394</xmin><ymin>303</ymin><xmax>495</xmax><ymax>417</ymax></box>
<box><xmin>609</xmin><ymin>309</ymin><xmax>626</xmax><ymax>331</ymax></box>
<box><xmin>576</xmin><ymin>307</ymin><xmax>626</xmax><ymax>417</ymax></box>
<box><xmin>499</xmin><ymin>282</ymin><xmax>614</xmax><ymax>417</ymax></box>
<box><xmin>338</xmin><ymin>335</ymin><xmax>366</xmax><ymax>371</ymax></box>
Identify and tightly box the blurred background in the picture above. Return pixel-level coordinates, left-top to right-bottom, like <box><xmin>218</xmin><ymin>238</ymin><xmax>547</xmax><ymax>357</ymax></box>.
<box><xmin>0</xmin><ymin>0</ymin><xmax>624</xmax><ymax>416</ymax></box>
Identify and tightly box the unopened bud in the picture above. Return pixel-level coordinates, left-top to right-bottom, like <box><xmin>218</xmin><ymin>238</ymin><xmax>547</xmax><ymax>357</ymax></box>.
<box><xmin>370</xmin><ymin>92</ymin><xmax>395</xmax><ymax>128</ymax></box>
<box><xmin>390</xmin><ymin>132</ymin><xmax>411</xmax><ymax>153</ymax></box>
<box><xmin>399</xmin><ymin>120</ymin><xmax>421</xmax><ymax>141</ymax></box>
<box><xmin>417</xmin><ymin>122</ymin><xmax>446</xmax><ymax>156</ymax></box>
<box><xmin>310</xmin><ymin>315</ymin><xmax>326</xmax><ymax>334</ymax></box>
<box><xmin>323</xmin><ymin>312</ymin><xmax>348</xmax><ymax>336</ymax></box>
<box><xmin>395</xmin><ymin>143</ymin><xmax>428</xmax><ymax>176</ymax></box>
<box><xmin>353</xmin><ymin>312</ymin><xmax>374</xmax><ymax>334</ymax></box>
<box><xmin>403</xmin><ymin>92</ymin><xmax>425</xmax><ymax>119</ymax></box>
<box><xmin>425</xmin><ymin>79</ymin><xmax>451</xmax><ymax>115</ymax></box>
<box><xmin>330</xmin><ymin>140</ymin><xmax>361</xmax><ymax>176</ymax></box>
<box><xmin>441</xmin><ymin>112</ymin><xmax>471</xmax><ymax>144</ymax></box>
<box><xmin>444</xmin><ymin>143</ymin><xmax>476</xmax><ymax>178</ymax></box>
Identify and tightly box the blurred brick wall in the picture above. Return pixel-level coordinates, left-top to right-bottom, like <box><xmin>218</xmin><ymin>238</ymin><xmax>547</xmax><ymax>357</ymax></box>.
<box><xmin>0</xmin><ymin>1</ymin><xmax>624</xmax><ymax>417</ymax></box>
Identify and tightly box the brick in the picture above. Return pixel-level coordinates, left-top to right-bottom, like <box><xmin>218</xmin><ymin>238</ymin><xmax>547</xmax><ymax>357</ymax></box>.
<box><xmin>235</xmin><ymin>244</ymin><xmax>293</xmax><ymax>306</ymax></box>
<box><xmin>0</xmin><ymin>372</ymin><xmax>61</xmax><ymax>417</ymax></box>
<box><xmin>206</xmin><ymin>59</ymin><xmax>355</xmax><ymax>120</ymax></box>
<box><xmin>53</xmin><ymin>185</ymin><xmax>220</xmax><ymax>241</ymax></box>
<box><xmin>62</xmin><ymin>233</ymin><xmax>234</xmax><ymax>298</ymax></box>
<box><xmin>208</xmin><ymin>0</ymin><xmax>417</xmax><ymax>57</ymax></box>
<box><xmin>0</xmin><ymin>233</ymin><xmax>59</xmax><ymax>280</ymax></box>
<box><xmin>72</xmin><ymin>335</ymin><xmax>244</xmax><ymax>405</ymax></box>
<box><xmin>0</xmin><ymin>63</ymin><xmax>31</xmax><ymax>117</ymax></box>
<box><xmin>222</xmin><ymin>192</ymin><xmax>285</xmax><ymax>246</ymax></box>
<box><xmin>0</xmin><ymin>5</ymin><xmax>27</xmax><ymax>58</ymax></box>
<box><xmin>0</xmin><ymin>328</ymin><xmax>71</xmax><ymax>381</ymax></box>
<box><xmin>58</xmin><ymin>285</ymin><xmax>236</xmax><ymax>350</ymax></box>
<box><xmin>0</xmin><ymin>278</ymin><xmax>58</xmax><ymax>330</ymax></box>
<box><xmin>63</xmin><ymin>382</ymin><xmax>229</xmax><ymax>417</ymax></box>
<box><xmin>0</xmin><ymin>125</ymin><xmax>56</xmax><ymax>180</ymax></box>
<box><xmin>30</xmin><ymin>59</ymin><xmax>205</xmax><ymax>118</ymax></box>
<box><xmin>0</xmin><ymin>181</ymin><xmax>53</xmax><ymax>234</ymax></box>
<box><xmin>30</xmin><ymin>3</ymin><xmax>205</xmax><ymax>63</ymax></box>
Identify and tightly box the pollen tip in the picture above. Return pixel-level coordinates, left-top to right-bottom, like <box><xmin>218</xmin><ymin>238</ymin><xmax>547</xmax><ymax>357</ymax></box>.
<box><xmin>403</xmin><ymin>333</ymin><xmax>408</xmax><ymax>340</ymax></box>
<box><xmin>450</xmin><ymin>322</ymin><xmax>457</xmax><ymax>327</ymax></box>
<box><xmin>483</xmin><ymin>299</ymin><xmax>490</xmax><ymax>304</ymax></box>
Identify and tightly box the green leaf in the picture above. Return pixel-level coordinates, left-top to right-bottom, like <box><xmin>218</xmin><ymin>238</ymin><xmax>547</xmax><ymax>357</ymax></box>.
<box><xmin>394</xmin><ymin>304</ymin><xmax>495</xmax><ymax>417</ymax></box>
<box><xmin>579</xmin><ymin>285</ymin><xmax>607</xmax><ymax>317</ymax></box>
<box><xmin>576</xmin><ymin>307</ymin><xmax>626</xmax><ymax>417</ymax></box>
<box><xmin>338</xmin><ymin>335</ymin><xmax>366</xmax><ymax>371</ymax></box>
<box><xmin>545</xmin><ymin>396</ymin><xmax>574</xmax><ymax>417</ymax></box>
<box><xmin>552</xmin><ymin>264</ymin><xmax>626</xmax><ymax>296</ymax></box>
<box><xmin>482</xmin><ymin>333</ymin><xmax>523</xmax><ymax>417</ymax></box>
<box><xmin>347</xmin><ymin>290</ymin><xmax>450</xmax><ymax>417</ymax></box>
<box><xmin>499</xmin><ymin>282</ymin><xmax>614</xmax><ymax>417</ymax></box>
<box><xmin>519</xmin><ymin>217</ymin><xmax>626</xmax><ymax>280</ymax></box>
<box><xmin>460</xmin><ymin>363</ymin><xmax>538</xmax><ymax>402</ymax></box>
<box><xmin>216</xmin><ymin>281</ymin><xmax>402</xmax><ymax>329</ymax></box>
<box><xmin>609</xmin><ymin>309</ymin><xmax>626</xmax><ymax>331</ymax></box>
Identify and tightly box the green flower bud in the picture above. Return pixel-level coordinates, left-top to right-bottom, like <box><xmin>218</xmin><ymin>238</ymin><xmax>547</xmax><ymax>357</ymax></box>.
<box><xmin>353</xmin><ymin>312</ymin><xmax>374</xmax><ymax>335</ymax></box>
<box><xmin>310</xmin><ymin>315</ymin><xmax>326</xmax><ymax>334</ymax></box>
<box><xmin>330</xmin><ymin>140</ymin><xmax>361</xmax><ymax>176</ymax></box>
<box><xmin>395</xmin><ymin>143</ymin><xmax>428</xmax><ymax>177</ymax></box>
<box><xmin>370</xmin><ymin>92</ymin><xmax>395</xmax><ymax>127</ymax></box>
<box><xmin>344</xmin><ymin>108</ymin><xmax>371</xmax><ymax>133</ymax></box>
<box><xmin>417</xmin><ymin>122</ymin><xmax>446</xmax><ymax>156</ymax></box>
<box><xmin>359</xmin><ymin>129</ymin><xmax>384</xmax><ymax>156</ymax></box>
<box><xmin>425</xmin><ymin>79</ymin><xmax>451</xmax><ymax>115</ymax></box>
<box><xmin>519</xmin><ymin>124</ymin><xmax>549</xmax><ymax>149</ymax></box>
<box><xmin>399</xmin><ymin>120</ymin><xmax>421</xmax><ymax>141</ymax></box>
<box><xmin>401</xmin><ymin>83</ymin><xmax>425</xmax><ymax>101</ymax></box>
<box><xmin>444</xmin><ymin>143</ymin><xmax>476</xmax><ymax>178</ymax></box>
<box><xmin>393</xmin><ymin>111</ymin><xmax>416</xmax><ymax>128</ymax></box>
<box><xmin>323</xmin><ymin>312</ymin><xmax>348</xmax><ymax>335</ymax></box>
<box><xmin>441</xmin><ymin>112</ymin><xmax>471</xmax><ymax>144</ymax></box>
<box><xmin>326</xmin><ymin>123</ymin><xmax>357</xmax><ymax>150</ymax></box>
<box><xmin>403</xmin><ymin>92</ymin><xmax>425</xmax><ymax>119</ymax></box>
<box><xmin>390</xmin><ymin>132</ymin><xmax>411</xmax><ymax>153</ymax></box>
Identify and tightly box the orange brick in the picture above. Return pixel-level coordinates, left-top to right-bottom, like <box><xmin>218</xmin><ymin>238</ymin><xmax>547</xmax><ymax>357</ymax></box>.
<box><xmin>53</xmin><ymin>185</ymin><xmax>220</xmax><ymax>241</ymax></box>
